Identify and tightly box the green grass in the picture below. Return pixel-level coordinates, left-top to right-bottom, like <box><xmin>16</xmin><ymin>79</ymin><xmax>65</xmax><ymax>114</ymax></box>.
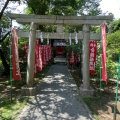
<box><xmin>83</xmin><ymin>97</ymin><xmax>102</xmax><ymax>120</ymax></box>
<box><xmin>0</xmin><ymin>98</ymin><xmax>28</xmax><ymax>120</ymax></box>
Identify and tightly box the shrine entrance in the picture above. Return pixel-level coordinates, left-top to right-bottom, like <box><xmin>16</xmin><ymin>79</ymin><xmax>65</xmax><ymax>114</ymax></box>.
<box><xmin>8</xmin><ymin>13</ymin><xmax>113</xmax><ymax>97</ymax></box>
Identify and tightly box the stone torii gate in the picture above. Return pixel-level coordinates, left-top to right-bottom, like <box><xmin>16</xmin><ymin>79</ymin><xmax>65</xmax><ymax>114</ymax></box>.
<box><xmin>8</xmin><ymin>13</ymin><xmax>113</xmax><ymax>97</ymax></box>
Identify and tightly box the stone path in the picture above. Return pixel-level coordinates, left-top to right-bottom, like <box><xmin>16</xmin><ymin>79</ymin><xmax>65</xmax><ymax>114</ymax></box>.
<box><xmin>16</xmin><ymin>65</ymin><xmax>93</xmax><ymax>120</ymax></box>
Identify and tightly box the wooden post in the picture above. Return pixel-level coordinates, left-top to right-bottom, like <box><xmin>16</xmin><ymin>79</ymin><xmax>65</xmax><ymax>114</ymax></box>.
<box><xmin>26</xmin><ymin>22</ymin><xmax>37</xmax><ymax>87</ymax></box>
<box><xmin>82</xmin><ymin>24</ymin><xmax>90</xmax><ymax>89</ymax></box>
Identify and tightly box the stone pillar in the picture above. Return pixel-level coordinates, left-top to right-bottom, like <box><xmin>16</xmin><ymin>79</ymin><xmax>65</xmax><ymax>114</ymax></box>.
<box><xmin>79</xmin><ymin>24</ymin><xmax>94</xmax><ymax>97</ymax></box>
<box><xmin>82</xmin><ymin>24</ymin><xmax>90</xmax><ymax>89</ymax></box>
<box><xmin>26</xmin><ymin>22</ymin><xmax>37</xmax><ymax>87</ymax></box>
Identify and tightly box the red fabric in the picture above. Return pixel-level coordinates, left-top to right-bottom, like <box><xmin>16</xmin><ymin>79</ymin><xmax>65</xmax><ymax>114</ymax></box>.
<box><xmin>39</xmin><ymin>45</ymin><xmax>43</xmax><ymax>70</ymax></box>
<box><xmin>101</xmin><ymin>24</ymin><xmax>107</xmax><ymax>83</ymax></box>
<box><xmin>56</xmin><ymin>46</ymin><xmax>64</xmax><ymax>56</ymax></box>
<box><xmin>47</xmin><ymin>45</ymin><xmax>50</xmax><ymax>62</ymax></box>
<box><xmin>89</xmin><ymin>41</ymin><xmax>97</xmax><ymax>74</ymax></box>
<box><xmin>41</xmin><ymin>46</ymin><xmax>46</xmax><ymax>66</ymax></box>
<box><xmin>11</xmin><ymin>29</ymin><xmax>21</xmax><ymax>80</ymax></box>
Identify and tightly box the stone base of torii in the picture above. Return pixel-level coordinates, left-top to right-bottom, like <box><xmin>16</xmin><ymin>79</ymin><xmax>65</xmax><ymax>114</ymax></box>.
<box><xmin>7</xmin><ymin>13</ymin><xmax>113</xmax><ymax>97</ymax></box>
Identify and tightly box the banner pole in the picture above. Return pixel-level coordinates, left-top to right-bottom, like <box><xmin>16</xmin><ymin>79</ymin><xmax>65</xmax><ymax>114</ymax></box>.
<box><xmin>113</xmin><ymin>55</ymin><xmax>120</xmax><ymax>120</ymax></box>
<box><xmin>113</xmin><ymin>78</ymin><xmax>118</xmax><ymax>120</ymax></box>
<box><xmin>100</xmin><ymin>54</ymin><xmax>102</xmax><ymax>98</ymax></box>
<box><xmin>10</xmin><ymin>19</ymin><xmax>12</xmax><ymax>102</ymax></box>
<box><xmin>100</xmin><ymin>27</ymin><xmax>102</xmax><ymax>99</ymax></box>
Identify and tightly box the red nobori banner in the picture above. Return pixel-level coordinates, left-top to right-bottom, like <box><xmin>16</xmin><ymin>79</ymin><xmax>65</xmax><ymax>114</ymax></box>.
<box><xmin>47</xmin><ymin>45</ymin><xmax>50</xmax><ymax>61</ymax></box>
<box><xmin>11</xmin><ymin>29</ymin><xmax>21</xmax><ymax>80</ymax></box>
<box><xmin>41</xmin><ymin>45</ymin><xmax>46</xmax><ymax>66</ymax></box>
<box><xmin>70</xmin><ymin>51</ymin><xmax>75</xmax><ymax>64</ymax></box>
<box><xmin>39</xmin><ymin>45</ymin><xmax>43</xmax><ymax>70</ymax></box>
<box><xmin>89</xmin><ymin>41</ymin><xmax>97</xmax><ymax>74</ymax></box>
<box><xmin>101</xmin><ymin>24</ymin><xmax>107</xmax><ymax>83</ymax></box>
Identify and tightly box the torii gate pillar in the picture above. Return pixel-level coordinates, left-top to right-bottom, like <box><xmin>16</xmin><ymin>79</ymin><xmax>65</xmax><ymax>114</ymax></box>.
<box><xmin>82</xmin><ymin>24</ymin><xmax>90</xmax><ymax>89</ymax></box>
<box><xmin>22</xmin><ymin>22</ymin><xmax>37</xmax><ymax>96</ymax></box>
<box><xmin>26</xmin><ymin>22</ymin><xmax>37</xmax><ymax>87</ymax></box>
<box><xmin>79</xmin><ymin>24</ymin><xmax>94</xmax><ymax>97</ymax></box>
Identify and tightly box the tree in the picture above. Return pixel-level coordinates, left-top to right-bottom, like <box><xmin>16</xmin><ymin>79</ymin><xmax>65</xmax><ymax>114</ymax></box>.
<box><xmin>108</xmin><ymin>19</ymin><xmax>120</xmax><ymax>33</ymax></box>
<box><xmin>23</xmin><ymin>0</ymin><xmax>102</xmax><ymax>32</ymax></box>
<box><xmin>24</xmin><ymin>0</ymin><xmax>50</xmax><ymax>15</ymax></box>
<box><xmin>25</xmin><ymin>0</ymin><xmax>102</xmax><ymax>16</ymax></box>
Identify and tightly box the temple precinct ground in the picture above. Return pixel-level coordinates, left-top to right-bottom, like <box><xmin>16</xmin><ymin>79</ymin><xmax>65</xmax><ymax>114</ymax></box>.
<box><xmin>15</xmin><ymin>65</ymin><xmax>93</xmax><ymax>120</ymax></box>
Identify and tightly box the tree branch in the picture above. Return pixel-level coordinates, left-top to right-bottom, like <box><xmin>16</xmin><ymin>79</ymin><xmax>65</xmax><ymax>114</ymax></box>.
<box><xmin>0</xmin><ymin>0</ymin><xmax>9</xmax><ymax>20</ymax></box>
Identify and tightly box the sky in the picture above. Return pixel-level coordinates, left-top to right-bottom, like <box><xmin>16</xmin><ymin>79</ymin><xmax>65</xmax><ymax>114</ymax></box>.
<box><xmin>100</xmin><ymin>0</ymin><xmax>120</xmax><ymax>19</ymax></box>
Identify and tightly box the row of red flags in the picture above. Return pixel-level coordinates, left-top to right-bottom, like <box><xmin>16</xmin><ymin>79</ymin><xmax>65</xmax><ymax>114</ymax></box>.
<box><xmin>69</xmin><ymin>41</ymin><xmax>97</xmax><ymax>74</ymax></box>
<box><xmin>11</xmin><ymin>29</ymin><xmax>52</xmax><ymax>80</ymax></box>
<box><xmin>12</xmin><ymin>25</ymin><xmax>107</xmax><ymax>83</ymax></box>
<box><xmin>23</xmin><ymin>39</ymin><xmax>52</xmax><ymax>77</ymax></box>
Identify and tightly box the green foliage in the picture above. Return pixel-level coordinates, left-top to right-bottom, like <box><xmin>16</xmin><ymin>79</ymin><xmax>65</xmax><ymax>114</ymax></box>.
<box><xmin>24</xmin><ymin>0</ymin><xmax>102</xmax><ymax>32</ymax></box>
<box><xmin>0</xmin><ymin>15</ymin><xmax>10</xmax><ymax>29</ymax></box>
<box><xmin>108</xmin><ymin>19</ymin><xmax>120</xmax><ymax>33</ymax></box>
<box><xmin>66</xmin><ymin>41</ymin><xmax>82</xmax><ymax>55</ymax></box>
<box><xmin>25</xmin><ymin>0</ymin><xmax>50</xmax><ymax>15</ymax></box>
<box><xmin>106</xmin><ymin>58</ymin><xmax>118</xmax><ymax>79</ymax></box>
<box><xmin>107</xmin><ymin>30</ymin><xmax>120</xmax><ymax>61</ymax></box>
<box><xmin>18</xmin><ymin>37</ymin><xmax>28</xmax><ymax>62</ymax></box>
<box><xmin>0</xmin><ymin>98</ymin><xmax>28</xmax><ymax>120</ymax></box>
<box><xmin>50</xmin><ymin>0</ymin><xmax>101</xmax><ymax>16</ymax></box>
<box><xmin>95</xmin><ymin>42</ymin><xmax>119</xmax><ymax>79</ymax></box>
<box><xmin>25</xmin><ymin>0</ymin><xmax>102</xmax><ymax>16</ymax></box>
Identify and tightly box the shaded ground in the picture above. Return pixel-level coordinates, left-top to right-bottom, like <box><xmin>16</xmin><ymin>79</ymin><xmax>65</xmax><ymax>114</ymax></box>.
<box><xmin>15</xmin><ymin>65</ymin><xmax>92</xmax><ymax>120</ymax></box>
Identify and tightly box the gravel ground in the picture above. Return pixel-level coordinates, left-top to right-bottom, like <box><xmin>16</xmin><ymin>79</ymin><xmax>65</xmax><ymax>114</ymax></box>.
<box><xmin>15</xmin><ymin>65</ymin><xmax>93</xmax><ymax>120</ymax></box>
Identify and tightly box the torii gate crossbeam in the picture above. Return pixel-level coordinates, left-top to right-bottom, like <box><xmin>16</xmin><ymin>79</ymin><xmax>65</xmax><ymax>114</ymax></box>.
<box><xmin>18</xmin><ymin>31</ymin><xmax>100</xmax><ymax>40</ymax></box>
